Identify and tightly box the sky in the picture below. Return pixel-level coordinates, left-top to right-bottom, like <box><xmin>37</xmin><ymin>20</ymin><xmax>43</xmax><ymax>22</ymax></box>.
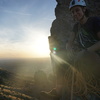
<box><xmin>0</xmin><ymin>0</ymin><xmax>56</xmax><ymax>58</ymax></box>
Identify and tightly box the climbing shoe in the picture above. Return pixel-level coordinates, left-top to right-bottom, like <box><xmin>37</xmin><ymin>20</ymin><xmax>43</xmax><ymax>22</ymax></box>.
<box><xmin>40</xmin><ymin>88</ymin><xmax>60</xmax><ymax>100</ymax></box>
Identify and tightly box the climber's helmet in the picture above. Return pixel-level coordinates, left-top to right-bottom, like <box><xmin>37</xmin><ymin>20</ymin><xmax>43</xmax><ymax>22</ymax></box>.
<box><xmin>69</xmin><ymin>0</ymin><xmax>86</xmax><ymax>10</ymax></box>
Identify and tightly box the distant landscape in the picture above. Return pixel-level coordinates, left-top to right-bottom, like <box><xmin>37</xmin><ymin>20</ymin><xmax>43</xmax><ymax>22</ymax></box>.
<box><xmin>0</xmin><ymin>57</ymin><xmax>55</xmax><ymax>100</ymax></box>
<box><xmin>0</xmin><ymin>57</ymin><xmax>52</xmax><ymax>77</ymax></box>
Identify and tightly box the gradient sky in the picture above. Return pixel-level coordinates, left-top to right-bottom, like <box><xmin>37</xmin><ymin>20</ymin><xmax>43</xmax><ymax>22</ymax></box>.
<box><xmin>0</xmin><ymin>0</ymin><xmax>56</xmax><ymax>58</ymax></box>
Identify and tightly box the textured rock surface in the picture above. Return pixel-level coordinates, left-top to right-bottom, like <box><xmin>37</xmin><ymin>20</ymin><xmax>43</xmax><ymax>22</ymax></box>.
<box><xmin>50</xmin><ymin>0</ymin><xmax>100</xmax><ymax>42</ymax></box>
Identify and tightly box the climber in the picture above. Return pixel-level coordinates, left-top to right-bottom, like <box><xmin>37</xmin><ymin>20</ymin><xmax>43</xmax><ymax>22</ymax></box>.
<box><xmin>67</xmin><ymin>0</ymin><xmax>100</xmax><ymax>74</ymax></box>
<box><xmin>67</xmin><ymin>0</ymin><xmax>100</xmax><ymax>51</ymax></box>
<box><xmin>65</xmin><ymin>0</ymin><xmax>100</xmax><ymax>99</ymax></box>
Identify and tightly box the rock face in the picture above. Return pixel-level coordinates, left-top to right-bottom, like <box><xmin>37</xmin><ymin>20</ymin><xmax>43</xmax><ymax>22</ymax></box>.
<box><xmin>50</xmin><ymin>0</ymin><xmax>100</xmax><ymax>42</ymax></box>
<box><xmin>86</xmin><ymin>0</ymin><xmax>100</xmax><ymax>16</ymax></box>
<box><xmin>50</xmin><ymin>0</ymin><xmax>72</xmax><ymax>43</ymax></box>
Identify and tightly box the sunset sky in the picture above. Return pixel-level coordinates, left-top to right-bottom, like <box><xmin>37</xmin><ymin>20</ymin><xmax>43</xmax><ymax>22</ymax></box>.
<box><xmin>0</xmin><ymin>0</ymin><xmax>56</xmax><ymax>58</ymax></box>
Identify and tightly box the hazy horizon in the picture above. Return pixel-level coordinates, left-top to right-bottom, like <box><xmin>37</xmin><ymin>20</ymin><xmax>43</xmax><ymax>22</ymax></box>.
<box><xmin>0</xmin><ymin>56</ymin><xmax>52</xmax><ymax>77</ymax></box>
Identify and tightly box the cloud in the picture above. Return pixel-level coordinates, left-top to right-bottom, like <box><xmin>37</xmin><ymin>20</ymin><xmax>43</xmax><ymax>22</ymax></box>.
<box><xmin>0</xmin><ymin>27</ymin><xmax>25</xmax><ymax>43</ymax></box>
<box><xmin>0</xmin><ymin>9</ymin><xmax>31</xmax><ymax>16</ymax></box>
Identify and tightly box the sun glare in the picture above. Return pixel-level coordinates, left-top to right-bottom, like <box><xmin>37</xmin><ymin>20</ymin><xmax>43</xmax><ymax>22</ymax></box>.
<box><xmin>33</xmin><ymin>36</ymin><xmax>50</xmax><ymax>57</ymax></box>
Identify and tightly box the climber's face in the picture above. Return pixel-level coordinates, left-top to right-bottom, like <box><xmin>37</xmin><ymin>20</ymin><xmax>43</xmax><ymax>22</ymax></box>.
<box><xmin>71</xmin><ymin>6</ymin><xmax>85</xmax><ymax>22</ymax></box>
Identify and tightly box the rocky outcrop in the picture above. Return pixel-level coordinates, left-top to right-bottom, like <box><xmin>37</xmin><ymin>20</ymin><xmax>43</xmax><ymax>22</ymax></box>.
<box><xmin>86</xmin><ymin>0</ymin><xmax>100</xmax><ymax>16</ymax></box>
<box><xmin>50</xmin><ymin>0</ymin><xmax>100</xmax><ymax>42</ymax></box>
<box><xmin>50</xmin><ymin>0</ymin><xmax>72</xmax><ymax>42</ymax></box>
